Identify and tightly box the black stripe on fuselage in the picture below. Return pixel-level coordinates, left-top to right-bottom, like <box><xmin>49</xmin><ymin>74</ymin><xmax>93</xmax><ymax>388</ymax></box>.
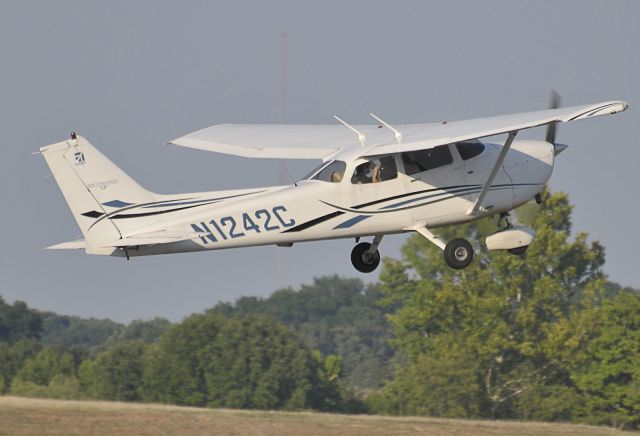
<box><xmin>351</xmin><ymin>184</ymin><xmax>481</xmax><ymax>210</ymax></box>
<box><xmin>282</xmin><ymin>211</ymin><xmax>345</xmax><ymax>233</ymax></box>
<box><xmin>282</xmin><ymin>183</ymin><xmax>540</xmax><ymax>233</ymax></box>
<box><xmin>86</xmin><ymin>190</ymin><xmax>265</xmax><ymax>230</ymax></box>
<box><xmin>82</xmin><ymin>210</ymin><xmax>104</xmax><ymax>218</ymax></box>
<box><xmin>350</xmin><ymin>183</ymin><xmax>538</xmax><ymax>213</ymax></box>
<box><xmin>109</xmin><ymin>201</ymin><xmax>220</xmax><ymax>219</ymax></box>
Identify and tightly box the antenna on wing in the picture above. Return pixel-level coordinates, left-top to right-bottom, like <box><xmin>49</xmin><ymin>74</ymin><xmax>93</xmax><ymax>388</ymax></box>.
<box><xmin>370</xmin><ymin>113</ymin><xmax>403</xmax><ymax>143</ymax></box>
<box><xmin>334</xmin><ymin>115</ymin><xmax>366</xmax><ymax>146</ymax></box>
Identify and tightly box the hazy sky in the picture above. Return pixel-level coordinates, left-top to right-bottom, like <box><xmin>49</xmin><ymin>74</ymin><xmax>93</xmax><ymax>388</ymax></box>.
<box><xmin>1</xmin><ymin>1</ymin><xmax>637</xmax><ymax>323</ymax></box>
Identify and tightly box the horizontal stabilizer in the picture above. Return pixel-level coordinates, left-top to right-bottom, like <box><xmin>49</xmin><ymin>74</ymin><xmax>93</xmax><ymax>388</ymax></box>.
<box><xmin>103</xmin><ymin>230</ymin><xmax>209</xmax><ymax>247</ymax></box>
<box><xmin>46</xmin><ymin>240</ymin><xmax>86</xmax><ymax>250</ymax></box>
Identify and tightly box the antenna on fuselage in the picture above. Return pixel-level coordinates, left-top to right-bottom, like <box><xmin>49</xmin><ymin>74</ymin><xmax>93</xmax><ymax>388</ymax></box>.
<box><xmin>334</xmin><ymin>115</ymin><xmax>366</xmax><ymax>146</ymax></box>
<box><xmin>370</xmin><ymin>113</ymin><xmax>403</xmax><ymax>143</ymax></box>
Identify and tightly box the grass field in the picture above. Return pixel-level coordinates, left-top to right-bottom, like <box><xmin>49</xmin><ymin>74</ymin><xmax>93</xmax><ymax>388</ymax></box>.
<box><xmin>0</xmin><ymin>396</ymin><xmax>634</xmax><ymax>436</ymax></box>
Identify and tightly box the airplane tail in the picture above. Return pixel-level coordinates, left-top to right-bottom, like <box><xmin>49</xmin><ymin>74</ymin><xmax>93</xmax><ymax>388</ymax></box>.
<box><xmin>39</xmin><ymin>134</ymin><xmax>157</xmax><ymax>254</ymax></box>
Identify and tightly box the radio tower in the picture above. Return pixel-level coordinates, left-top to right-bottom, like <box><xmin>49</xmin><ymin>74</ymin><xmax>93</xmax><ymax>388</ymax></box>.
<box><xmin>277</xmin><ymin>32</ymin><xmax>288</xmax><ymax>289</ymax></box>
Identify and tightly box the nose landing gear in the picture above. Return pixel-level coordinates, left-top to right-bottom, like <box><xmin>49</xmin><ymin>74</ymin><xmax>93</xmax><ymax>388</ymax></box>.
<box><xmin>486</xmin><ymin>212</ymin><xmax>535</xmax><ymax>255</ymax></box>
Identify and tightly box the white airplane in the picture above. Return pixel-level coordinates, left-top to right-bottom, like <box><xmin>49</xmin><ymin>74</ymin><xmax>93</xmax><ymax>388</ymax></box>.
<box><xmin>39</xmin><ymin>97</ymin><xmax>628</xmax><ymax>272</ymax></box>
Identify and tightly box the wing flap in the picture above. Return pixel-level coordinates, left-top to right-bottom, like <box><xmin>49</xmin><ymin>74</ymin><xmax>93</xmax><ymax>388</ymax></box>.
<box><xmin>173</xmin><ymin>136</ymin><xmax>337</xmax><ymax>159</ymax></box>
<box><xmin>169</xmin><ymin>124</ymin><xmax>358</xmax><ymax>160</ymax></box>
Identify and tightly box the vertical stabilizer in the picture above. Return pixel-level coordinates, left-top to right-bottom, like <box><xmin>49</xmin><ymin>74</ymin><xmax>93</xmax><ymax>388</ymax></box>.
<box><xmin>40</xmin><ymin>135</ymin><xmax>156</xmax><ymax>254</ymax></box>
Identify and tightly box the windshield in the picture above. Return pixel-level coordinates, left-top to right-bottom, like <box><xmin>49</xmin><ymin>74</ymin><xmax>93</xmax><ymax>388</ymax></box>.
<box><xmin>306</xmin><ymin>160</ymin><xmax>347</xmax><ymax>183</ymax></box>
<box><xmin>302</xmin><ymin>161</ymin><xmax>329</xmax><ymax>180</ymax></box>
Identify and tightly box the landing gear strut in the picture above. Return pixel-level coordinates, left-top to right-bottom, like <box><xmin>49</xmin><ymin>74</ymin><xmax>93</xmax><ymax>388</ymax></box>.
<box><xmin>498</xmin><ymin>212</ymin><xmax>512</xmax><ymax>229</ymax></box>
<box><xmin>351</xmin><ymin>235</ymin><xmax>382</xmax><ymax>273</ymax></box>
<box><xmin>495</xmin><ymin>212</ymin><xmax>529</xmax><ymax>256</ymax></box>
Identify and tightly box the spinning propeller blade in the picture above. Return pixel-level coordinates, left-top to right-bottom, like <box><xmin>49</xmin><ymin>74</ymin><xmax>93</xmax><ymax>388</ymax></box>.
<box><xmin>545</xmin><ymin>90</ymin><xmax>562</xmax><ymax>144</ymax></box>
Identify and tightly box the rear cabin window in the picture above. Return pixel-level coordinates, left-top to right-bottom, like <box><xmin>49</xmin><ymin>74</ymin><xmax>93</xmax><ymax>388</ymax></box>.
<box><xmin>402</xmin><ymin>145</ymin><xmax>453</xmax><ymax>176</ymax></box>
<box><xmin>311</xmin><ymin>160</ymin><xmax>347</xmax><ymax>183</ymax></box>
<box><xmin>351</xmin><ymin>156</ymin><xmax>398</xmax><ymax>184</ymax></box>
<box><xmin>456</xmin><ymin>141</ymin><xmax>485</xmax><ymax>160</ymax></box>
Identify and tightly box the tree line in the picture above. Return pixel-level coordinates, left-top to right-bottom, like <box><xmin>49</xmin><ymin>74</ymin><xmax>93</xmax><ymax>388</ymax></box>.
<box><xmin>0</xmin><ymin>190</ymin><xmax>638</xmax><ymax>429</ymax></box>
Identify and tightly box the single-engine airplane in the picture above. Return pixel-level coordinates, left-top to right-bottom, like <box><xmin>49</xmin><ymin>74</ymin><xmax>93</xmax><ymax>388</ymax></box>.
<box><xmin>39</xmin><ymin>95</ymin><xmax>628</xmax><ymax>272</ymax></box>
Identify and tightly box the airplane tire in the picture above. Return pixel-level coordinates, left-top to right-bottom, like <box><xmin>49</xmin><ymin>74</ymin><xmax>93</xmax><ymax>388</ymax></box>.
<box><xmin>444</xmin><ymin>238</ymin><xmax>474</xmax><ymax>269</ymax></box>
<box><xmin>508</xmin><ymin>245</ymin><xmax>528</xmax><ymax>255</ymax></box>
<box><xmin>351</xmin><ymin>242</ymin><xmax>381</xmax><ymax>273</ymax></box>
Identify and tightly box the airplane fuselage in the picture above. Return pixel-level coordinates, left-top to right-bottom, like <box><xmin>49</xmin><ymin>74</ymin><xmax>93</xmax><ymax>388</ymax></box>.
<box><xmin>110</xmin><ymin>139</ymin><xmax>554</xmax><ymax>257</ymax></box>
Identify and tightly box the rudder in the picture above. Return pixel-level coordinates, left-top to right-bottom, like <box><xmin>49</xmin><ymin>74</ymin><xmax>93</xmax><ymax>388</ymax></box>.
<box><xmin>40</xmin><ymin>134</ymin><xmax>156</xmax><ymax>254</ymax></box>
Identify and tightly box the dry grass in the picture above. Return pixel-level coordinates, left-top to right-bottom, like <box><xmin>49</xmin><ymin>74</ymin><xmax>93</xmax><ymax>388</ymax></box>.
<box><xmin>0</xmin><ymin>396</ymin><xmax>634</xmax><ymax>436</ymax></box>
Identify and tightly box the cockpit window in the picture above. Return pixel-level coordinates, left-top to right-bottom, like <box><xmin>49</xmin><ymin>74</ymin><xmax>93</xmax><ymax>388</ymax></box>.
<box><xmin>310</xmin><ymin>160</ymin><xmax>347</xmax><ymax>183</ymax></box>
<box><xmin>456</xmin><ymin>140</ymin><xmax>485</xmax><ymax>160</ymax></box>
<box><xmin>302</xmin><ymin>161</ymin><xmax>329</xmax><ymax>180</ymax></box>
<box><xmin>351</xmin><ymin>156</ymin><xmax>398</xmax><ymax>184</ymax></box>
<box><xmin>402</xmin><ymin>145</ymin><xmax>453</xmax><ymax>175</ymax></box>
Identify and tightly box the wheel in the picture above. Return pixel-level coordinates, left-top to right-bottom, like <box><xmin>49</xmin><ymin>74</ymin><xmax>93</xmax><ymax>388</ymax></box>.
<box><xmin>443</xmin><ymin>238</ymin><xmax>474</xmax><ymax>269</ymax></box>
<box><xmin>508</xmin><ymin>245</ymin><xmax>528</xmax><ymax>255</ymax></box>
<box><xmin>351</xmin><ymin>242</ymin><xmax>381</xmax><ymax>273</ymax></box>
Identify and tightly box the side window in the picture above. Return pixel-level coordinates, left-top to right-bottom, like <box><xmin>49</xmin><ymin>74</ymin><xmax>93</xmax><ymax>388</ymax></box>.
<box><xmin>312</xmin><ymin>160</ymin><xmax>346</xmax><ymax>183</ymax></box>
<box><xmin>456</xmin><ymin>141</ymin><xmax>485</xmax><ymax>160</ymax></box>
<box><xmin>351</xmin><ymin>156</ymin><xmax>398</xmax><ymax>184</ymax></box>
<box><xmin>402</xmin><ymin>145</ymin><xmax>453</xmax><ymax>176</ymax></box>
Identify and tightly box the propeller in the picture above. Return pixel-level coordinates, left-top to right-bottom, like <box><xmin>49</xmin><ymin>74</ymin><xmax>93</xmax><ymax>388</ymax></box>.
<box><xmin>545</xmin><ymin>90</ymin><xmax>568</xmax><ymax>156</ymax></box>
<box><xmin>545</xmin><ymin>90</ymin><xmax>561</xmax><ymax>144</ymax></box>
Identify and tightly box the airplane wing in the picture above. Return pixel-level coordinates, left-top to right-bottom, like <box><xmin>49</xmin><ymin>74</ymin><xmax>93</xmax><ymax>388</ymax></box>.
<box><xmin>169</xmin><ymin>100</ymin><xmax>627</xmax><ymax>160</ymax></box>
<box><xmin>169</xmin><ymin>124</ymin><xmax>362</xmax><ymax>160</ymax></box>
<box><xmin>362</xmin><ymin>100</ymin><xmax>628</xmax><ymax>157</ymax></box>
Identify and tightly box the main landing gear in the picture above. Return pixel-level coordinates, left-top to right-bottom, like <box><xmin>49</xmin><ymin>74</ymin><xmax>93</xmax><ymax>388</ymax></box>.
<box><xmin>351</xmin><ymin>235</ymin><xmax>382</xmax><ymax>273</ymax></box>
<box><xmin>412</xmin><ymin>226</ymin><xmax>475</xmax><ymax>270</ymax></box>
<box><xmin>443</xmin><ymin>238</ymin><xmax>474</xmax><ymax>269</ymax></box>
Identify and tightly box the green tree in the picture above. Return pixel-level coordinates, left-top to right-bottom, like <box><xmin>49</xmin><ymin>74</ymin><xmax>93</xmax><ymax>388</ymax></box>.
<box><xmin>559</xmin><ymin>291</ymin><xmax>640</xmax><ymax>429</ymax></box>
<box><xmin>0</xmin><ymin>297</ymin><xmax>42</xmax><ymax>343</ymax></box>
<box><xmin>146</xmin><ymin>312</ymin><xmax>345</xmax><ymax>411</ymax></box>
<box><xmin>87</xmin><ymin>341</ymin><xmax>149</xmax><ymax>402</ymax></box>
<box><xmin>209</xmin><ymin>275</ymin><xmax>394</xmax><ymax>390</ymax></box>
<box><xmin>0</xmin><ymin>340</ymin><xmax>40</xmax><ymax>393</ymax></box>
<box><xmin>9</xmin><ymin>346</ymin><xmax>84</xmax><ymax>400</ymax></box>
<box><xmin>10</xmin><ymin>374</ymin><xmax>82</xmax><ymax>400</ymax></box>
<box><xmin>13</xmin><ymin>347</ymin><xmax>76</xmax><ymax>386</ymax></box>
<box><xmin>204</xmin><ymin>315</ymin><xmax>324</xmax><ymax>410</ymax></box>
<box><xmin>105</xmin><ymin>317</ymin><xmax>171</xmax><ymax>346</ymax></box>
<box><xmin>369</xmin><ymin>342</ymin><xmax>486</xmax><ymax>417</ymax></box>
<box><xmin>373</xmin><ymin>191</ymin><xmax>607</xmax><ymax>419</ymax></box>
<box><xmin>39</xmin><ymin>312</ymin><xmax>122</xmax><ymax>352</ymax></box>
<box><xmin>144</xmin><ymin>312</ymin><xmax>224</xmax><ymax>406</ymax></box>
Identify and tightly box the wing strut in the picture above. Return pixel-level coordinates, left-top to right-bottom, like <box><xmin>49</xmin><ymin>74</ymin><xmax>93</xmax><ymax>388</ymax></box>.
<box><xmin>370</xmin><ymin>113</ymin><xmax>403</xmax><ymax>143</ymax></box>
<box><xmin>466</xmin><ymin>131</ymin><xmax>518</xmax><ymax>216</ymax></box>
<box><xmin>333</xmin><ymin>116</ymin><xmax>367</xmax><ymax>146</ymax></box>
